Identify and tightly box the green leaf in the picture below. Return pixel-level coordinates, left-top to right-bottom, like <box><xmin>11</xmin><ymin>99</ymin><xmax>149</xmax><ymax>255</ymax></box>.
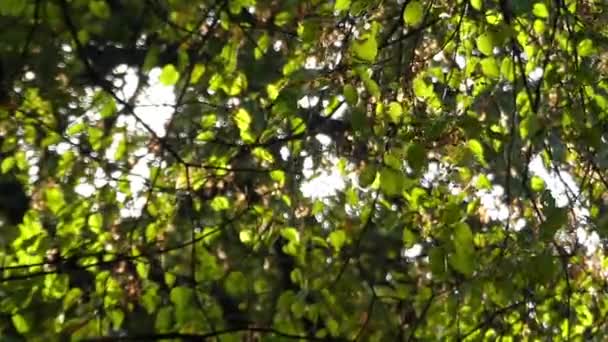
<box><xmin>529</xmin><ymin>252</ymin><xmax>556</xmax><ymax>283</ymax></box>
<box><xmin>380</xmin><ymin>167</ymin><xmax>405</xmax><ymax>197</ymax></box>
<box><xmin>534</xmin><ymin>19</ymin><xmax>546</xmax><ymax>34</ymax></box>
<box><xmin>450</xmin><ymin>223</ymin><xmax>475</xmax><ymax>276</ymax></box>
<box><xmin>1</xmin><ymin>156</ymin><xmax>15</xmax><ymax>173</ymax></box>
<box><xmin>470</xmin><ymin>0</ymin><xmax>482</xmax><ymax>11</ymax></box>
<box><xmin>190</xmin><ymin>64</ymin><xmax>205</xmax><ymax>84</ymax></box>
<box><xmin>290</xmin><ymin>117</ymin><xmax>306</xmax><ymax>135</ymax></box>
<box><xmin>155</xmin><ymin>307</ymin><xmax>173</xmax><ymax>332</ymax></box>
<box><xmin>327</xmin><ymin>318</ymin><xmax>340</xmax><ymax>337</ymax></box>
<box><xmin>143</xmin><ymin>46</ymin><xmax>160</xmax><ymax>72</ymax></box>
<box><xmin>413</xmin><ymin>76</ymin><xmax>433</xmax><ymax>98</ymax></box>
<box><xmin>252</xmin><ymin>147</ymin><xmax>274</xmax><ymax>163</ymax></box>
<box><xmin>239</xmin><ymin>230</ymin><xmax>252</xmax><ymax>243</ymax></box>
<box><xmin>234</xmin><ymin>108</ymin><xmax>252</xmax><ymax>131</ymax></box>
<box><xmin>476</xmin><ymin>33</ymin><xmax>495</xmax><ymax>56</ymax></box>
<box><xmin>343</xmin><ymin>84</ymin><xmax>358</xmax><ymax>105</ymax></box>
<box><xmin>532</xmin><ymin>3</ymin><xmax>549</xmax><ymax>18</ymax></box>
<box><xmin>195</xmin><ymin>131</ymin><xmax>215</xmax><ymax>141</ymax></box>
<box><xmin>170</xmin><ymin>286</ymin><xmax>194</xmax><ymax>325</ymax></box>
<box><xmin>577</xmin><ymin>38</ymin><xmax>594</xmax><ymax>57</ymax></box>
<box><xmin>220</xmin><ymin>40</ymin><xmax>239</xmax><ymax>73</ymax></box>
<box><xmin>11</xmin><ymin>314</ymin><xmax>29</xmax><ymax>333</ymax></box>
<box><xmin>403</xmin><ymin>1</ymin><xmax>424</xmax><ymax>27</ymax></box>
<box><xmin>0</xmin><ymin>0</ymin><xmax>26</xmax><ymax>16</ymax></box>
<box><xmin>226</xmin><ymin>271</ymin><xmax>248</xmax><ymax>296</ymax></box>
<box><xmin>274</xmin><ymin>11</ymin><xmax>292</xmax><ymax>27</ymax></box>
<box><xmin>531</xmin><ymin>175</ymin><xmax>545</xmax><ymax>192</ymax></box>
<box><xmin>99</xmin><ymin>96</ymin><xmax>116</xmax><ymax>118</ymax></box>
<box><xmin>88</xmin><ymin>126</ymin><xmax>105</xmax><ymax>151</ymax></box>
<box><xmin>467</xmin><ymin>139</ymin><xmax>487</xmax><ymax>167</ymax></box>
<box><xmin>387</xmin><ymin>101</ymin><xmax>403</xmax><ymax>123</ymax></box>
<box><xmin>159</xmin><ymin>64</ymin><xmax>179</xmax><ymax>86</ymax></box>
<box><xmin>328</xmin><ymin>230</ymin><xmax>347</xmax><ymax>252</ymax></box>
<box><xmin>255</xmin><ymin>33</ymin><xmax>270</xmax><ymax>59</ymax></box>
<box><xmin>89</xmin><ymin>0</ymin><xmax>110</xmax><ymax>19</ymax></box>
<box><xmin>362</xmin><ymin>76</ymin><xmax>381</xmax><ymax>98</ymax></box>
<box><xmin>385</xmin><ymin>151</ymin><xmax>401</xmax><ymax>170</ymax></box>
<box><xmin>229</xmin><ymin>0</ymin><xmax>255</xmax><ymax>14</ymax></box>
<box><xmin>352</xmin><ymin>35</ymin><xmax>378</xmax><ymax>62</ymax></box>
<box><xmin>500</xmin><ymin>57</ymin><xmax>515</xmax><ymax>81</ymax></box>
<box><xmin>351</xmin><ymin>107</ymin><xmax>367</xmax><ymax>131</ymax></box>
<box><xmin>271</xmin><ymin>170</ymin><xmax>286</xmax><ymax>186</ymax></box>
<box><xmin>291</xmin><ymin>297</ymin><xmax>306</xmax><ymax>318</ymax></box>
<box><xmin>281</xmin><ymin>227</ymin><xmax>300</xmax><ymax>243</ymax></box>
<box><xmin>63</xmin><ymin>288</ymin><xmax>82</xmax><ymax>310</ymax></box>
<box><xmin>519</xmin><ymin>115</ymin><xmax>540</xmax><ymax>139</ymax></box>
<box><xmin>403</xmin><ymin>228</ymin><xmax>416</xmax><ymax>247</ymax></box>
<box><xmin>67</xmin><ymin>122</ymin><xmax>86</xmax><ymax>136</ymax></box>
<box><xmin>335</xmin><ymin>0</ymin><xmax>351</xmax><ymax>12</ymax></box>
<box><xmin>406</xmin><ymin>143</ymin><xmax>427</xmax><ymax>174</ymax></box>
<box><xmin>88</xmin><ymin>213</ymin><xmax>103</xmax><ymax>233</ymax></box>
<box><xmin>45</xmin><ymin>186</ymin><xmax>65</xmax><ymax>214</ymax></box>
<box><xmin>210</xmin><ymin>196</ymin><xmax>230</xmax><ymax>211</ymax></box>
<box><xmin>429</xmin><ymin>247</ymin><xmax>446</xmax><ymax>278</ymax></box>
<box><xmin>358</xmin><ymin>163</ymin><xmax>377</xmax><ymax>188</ymax></box>
<box><xmin>109</xmin><ymin>310</ymin><xmax>124</xmax><ymax>329</ymax></box>
<box><xmin>480</xmin><ymin>57</ymin><xmax>500</xmax><ymax>79</ymax></box>
<box><xmin>476</xmin><ymin>174</ymin><xmax>492</xmax><ymax>190</ymax></box>
<box><xmin>407</xmin><ymin>187</ymin><xmax>427</xmax><ymax>209</ymax></box>
<box><xmin>200</xmin><ymin>113</ymin><xmax>217</xmax><ymax>129</ymax></box>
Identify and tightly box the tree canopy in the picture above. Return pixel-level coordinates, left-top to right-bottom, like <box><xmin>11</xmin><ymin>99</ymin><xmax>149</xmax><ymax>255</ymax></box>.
<box><xmin>1</xmin><ymin>0</ymin><xmax>608</xmax><ymax>340</ymax></box>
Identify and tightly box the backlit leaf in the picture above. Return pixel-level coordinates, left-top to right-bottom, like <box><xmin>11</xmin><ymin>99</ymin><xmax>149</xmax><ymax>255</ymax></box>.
<box><xmin>578</xmin><ymin>39</ymin><xmax>594</xmax><ymax>57</ymax></box>
<box><xmin>387</xmin><ymin>101</ymin><xmax>402</xmax><ymax>123</ymax></box>
<box><xmin>210</xmin><ymin>196</ymin><xmax>230</xmax><ymax>211</ymax></box>
<box><xmin>480</xmin><ymin>57</ymin><xmax>500</xmax><ymax>79</ymax></box>
<box><xmin>190</xmin><ymin>64</ymin><xmax>205</xmax><ymax>83</ymax></box>
<box><xmin>403</xmin><ymin>1</ymin><xmax>424</xmax><ymax>27</ymax></box>
<box><xmin>470</xmin><ymin>0</ymin><xmax>482</xmax><ymax>10</ymax></box>
<box><xmin>159</xmin><ymin>64</ymin><xmax>179</xmax><ymax>86</ymax></box>
<box><xmin>352</xmin><ymin>36</ymin><xmax>378</xmax><ymax>62</ymax></box>
<box><xmin>328</xmin><ymin>230</ymin><xmax>347</xmax><ymax>252</ymax></box>
<box><xmin>335</xmin><ymin>0</ymin><xmax>351</xmax><ymax>12</ymax></box>
<box><xmin>477</xmin><ymin>33</ymin><xmax>495</xmax><ymax>56</ymax></box>
<box><xmin>532</xmin><ymin>3</ymin><xmax>549</xmax><ymax>18</ymax></box>
<box><xmin>468</xmin><ymin>139</ymin><xmax>487</xmax><ymax>167</ymax></box>
<box><xmin>343</xmin><ymin>84</ymin><xmax>358</xmax><ymax>105</ymax></box>
<box><xmin>531</xmin><ymin>176</ymin><xmax>545</xmax><ymax>192</ymax></box>
<box><xmin>12</xmin><ymin>314</ymin><xmax>29</xmax><ymax>333</ymax></box>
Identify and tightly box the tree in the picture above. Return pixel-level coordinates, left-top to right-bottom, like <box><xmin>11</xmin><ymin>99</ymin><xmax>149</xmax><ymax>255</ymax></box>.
<box><xmin>0</xmin><ymin>0</ymin><xmax>607</xmax><ymax>340</ymax></box>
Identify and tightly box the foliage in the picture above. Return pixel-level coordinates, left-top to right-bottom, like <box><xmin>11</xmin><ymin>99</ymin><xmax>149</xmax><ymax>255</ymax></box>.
<box><xmin>0</xmin><ymin>0</ymin><xmax>608</xmax><ymax>340</ymax></box>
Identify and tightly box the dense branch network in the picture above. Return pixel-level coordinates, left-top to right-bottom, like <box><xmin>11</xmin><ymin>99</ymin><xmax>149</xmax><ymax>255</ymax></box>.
<box><xmin>0</xmin><ymin>0</ymin><xmax>607</xmax><ymax>340</ymax></box>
